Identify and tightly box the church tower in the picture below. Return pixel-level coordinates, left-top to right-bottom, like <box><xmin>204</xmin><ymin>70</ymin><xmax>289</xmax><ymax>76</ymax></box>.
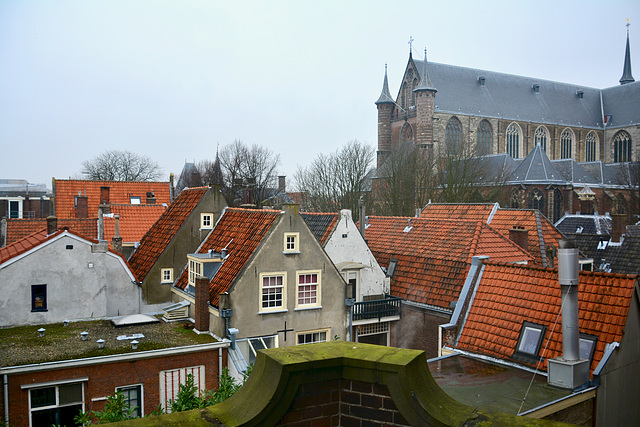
<box><xmin>620</xmin><ymin>20</ymin><xmax>635</xmax><ymax>85</ymax></box>
<box><xmin>413</xmin><ymin>49</ymin><xmax>438</xmax><ymax>149</ymax></box>
<box><xmin>375</xmin><ymin>64</ymin><xmax>395</xmax><ymax>169</ymax></box>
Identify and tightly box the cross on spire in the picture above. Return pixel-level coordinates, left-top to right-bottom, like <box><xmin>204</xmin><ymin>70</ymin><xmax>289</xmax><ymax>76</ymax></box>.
<box><xmin>627</xmin><ymin>18</ymin><xmax>631</xmax><ymax>32</ymax></box>
<box><xmin>408</xmin><ymin>36</ymin><xmax>414</xmax><ymax>52</ymax></box>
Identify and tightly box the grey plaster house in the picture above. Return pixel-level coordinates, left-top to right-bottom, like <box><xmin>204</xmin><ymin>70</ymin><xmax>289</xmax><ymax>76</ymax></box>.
<box><xmin>172</xmin><ymin>205</ymin><xmax>348</xmax><ymax>370</ymax></box>
<box><xmin>0</xmin><ymin>219</ymin><xmax>142</xmax><ymax>327</ymax></box>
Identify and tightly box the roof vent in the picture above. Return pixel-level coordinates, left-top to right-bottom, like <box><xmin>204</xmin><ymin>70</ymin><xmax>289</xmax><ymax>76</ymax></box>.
<box><xmin>532</xmin><ymin>84</ymin><xmax>540</xmax><ymax>93</ymax></box>
<box><xmin>477</xmin><ymin>75</ymin><xmax>486</xmax><ymax>86</ymax></box>
<box><xmin>576</xmin><ymin>90</ymin><xmax>584</xmax><ymax>99</ymax></box>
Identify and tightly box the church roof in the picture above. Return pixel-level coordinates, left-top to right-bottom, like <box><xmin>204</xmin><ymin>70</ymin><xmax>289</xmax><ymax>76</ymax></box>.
<box><xmin>375</xmin><ymin>65</ymin><xmax>395</xmax><ymax>105</ymax></box>
<box><xmin>620</xmin><ymin>27</ymin><xmax>635</xmax><ymax>85</ymax></box>
<box><xmin>507</xmin><ymin>144</ymin><xmax>566</xmax><ymax>184</ymax></box>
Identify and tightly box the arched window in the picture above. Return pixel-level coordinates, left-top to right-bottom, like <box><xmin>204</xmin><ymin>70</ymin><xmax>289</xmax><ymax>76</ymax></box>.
<box><xmin>400</xmin><ymin>122</ymin><xmax>414</xmax><ymax>144</ymax></box>
<box><xmin>506</xmin><ymin>123</ymin><xmax>521</xmax><ymax>158</ymax></box>
<box><xmin>477</xmin><ymin>120</ymin><xmax>492</xmax><ymax>155</ymax></box>
<box><xmin>560</xmin><ymin>128</ymin><xmax>574</xmax><ymax>159</ymax></box>
<box><xmin>613</xmin><ymin>131</ymin><xmax>632</xmax><ymax>162</ymax></box>
<box><xmin>553</xmin><ymin>189</ymin><xmax>563</xmax><ymax>223</ymax></box>
<box><xmin>527</xmin><ymin>188</ymin><xmax>545</xmax><ymax>212</ymax></box>
<box><xmin>445</xmin><ymin>117</ymin><xmax>463</xmax><ymax>155</ymax></box>
<box><xmin>411</xmin><ymin>77</ymin><xmax>418</xmax><ymax>106</ymax></box>
<box><xmin>509</xmin><ymin>189</ymin><xmax>522</xmax><ymax>209</ymax></box>
<box><xmin>534</xmin><ymin>126</ymin><xmax>549</xmax><ymax>152</ymax></box>
<box><xmin>585</xmin><ymin>131</ymin><xmax>598</xmax><ymax>162</ymax></box>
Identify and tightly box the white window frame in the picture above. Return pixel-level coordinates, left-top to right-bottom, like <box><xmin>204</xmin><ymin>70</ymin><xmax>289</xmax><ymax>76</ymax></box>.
<box><xmin>116</xmin><ymin>384</ymin><xmax>144</xmax><ymax>418</ymax></box>
<box><xmin>341</xmin><ymin>270</ymin><xmax>359</xmax><ymax>300</ymax></box>
<box><xmin>200</xmin><ymin>213</ymin><xmax>213</xmax><ymax>229</ymax></box>
<box><xmin>259</xmin><ymin>272</ymin><xmax>287</xmax><ymax>313</ymax></box>
<box><xmin>283</xmin><ymin>232</ymin><xmax>299</xmax><ymax>253</ymax></box>
<box><xmin>130</xmin><ymin>196</ymin><xmax>141</xmax><ymax>204</ymax></box>
<box><xmin>188</xmin><ymin>259</ymin><xmax>202</xmax><ymax>287</ymax></box>
<box><xmin>28</xmin><ymin>382</ymin><xmax>85</xmax><ymax>427</ymax></box>
<box><xmin>161</xmin><ymin>268</ymin><xmax>173</xmax><ymax>284</ymax></box>
<box><xmin>296</xmin><ymin>328</ymin><xmax>329</xmax><ymax>345</ymax></box>
<box><xmin>159</xmin><ymin>365</ymin><xmax>205</xmax><ymax>413</ymax></box>
<box><xmin>296</xmin><ymin>270</ymin><xmax>321</xmax><ymax>309</ymax></box>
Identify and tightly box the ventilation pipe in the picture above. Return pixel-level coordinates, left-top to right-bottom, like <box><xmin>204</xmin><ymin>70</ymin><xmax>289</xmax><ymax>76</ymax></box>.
<box><xmin>359</xmin><ymin>196</ymin><xmax>366</xmax><ymax>239</ymax></box>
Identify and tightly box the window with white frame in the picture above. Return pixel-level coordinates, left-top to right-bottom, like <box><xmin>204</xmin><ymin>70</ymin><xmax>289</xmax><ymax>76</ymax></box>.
<box><xmin>29</xmin><ymin>382</ymin><xmax>84</xmax><ymax>427</ymax></box>
<box><xmin>342</xmin><ymin>270</ymin><xmax>358</xmax><ymax>299</ymax></box>
<box><xmin>130</xmin><ymin>196</ymin><xmax>141</xmax><ymax>204</ymax></box>
<box><xmin>201</xmin><ymin>213</ymin><xmax>213</xmax><ymax>229</ymax></box>
<box><xmin>161</xmin><ymin>268</ymin><xmax>173</xmax><ymax>283</ymax></box>
<box><xmin>188</xmin><ymin>259</ymin><xmax>202</xmax><ymax>287</ymax></box>
<box><xmin>297</xmin><ymin>329</ymin><xmax>328</xmax><ymax>345</ymax></box>
<box><xmin>284</xmin><ymin>232</ymin><xmax>299</xmax><ymax>253</ymax></box>
<box><xmin>117</xmin><ymin>384</ymin><xmax>143</xmax><ymax>418</ymax></box>
<box><xmin>506</xmin><ymin>123</ymin><xmax>521</xmax><ymax>158</ymax></box>
<box><xmin>297</xmin><ymin>271</ymin><xmax>320</xmax><ymax>308</ymax></box>
<box><xmin>260</xmin><ymin>273</ymin><xmax>286</xmax><ymax>312</ymax></box>
<box><xmin>236</xmin><ymin>335</ymin><xmax>278</xmax><ymax>365</ymax></box>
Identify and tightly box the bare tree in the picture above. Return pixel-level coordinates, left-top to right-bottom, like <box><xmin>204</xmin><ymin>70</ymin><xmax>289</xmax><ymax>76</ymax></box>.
<box><xmin>81</xmin><ymin>150</ymin><xmax>163</xmax><ymax>181</ymax></box>
<box><xmin>218</xmin><ymin>140</ymin><xmax>281</xmax><ymax>207</ymax></box>
<box><xmin>293</xmin><ymin>140</ymin><xmax>375</xmax><ymax>214</ymax></box>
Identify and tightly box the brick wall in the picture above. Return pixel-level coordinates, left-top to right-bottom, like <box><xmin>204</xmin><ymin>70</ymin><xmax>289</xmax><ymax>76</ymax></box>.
<box><xmin>395</xmin><ymin>303</ymin><xmax>450</xmax><ymax>358</ymax></box>
<box><xmin>276</xmin><ymin>379</ymin><xmax>409</xmax><ymax>427</ymax></box>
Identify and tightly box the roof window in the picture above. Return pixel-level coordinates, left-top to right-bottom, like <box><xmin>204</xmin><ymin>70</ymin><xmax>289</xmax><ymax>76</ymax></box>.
<box><xmin>513</xmin><ymin>321</ymin><xmax>546</xmax><ymax>362</ymax></box>
<box><xmin>576</xmin><ymin>90</ymin><xmax>584</xmax><ymax>99</ymax></box>
<box><xmin>532</xmin><ymin>84</ymin><xmax>540</xmax><ymax>93</ymax></box>
<box><xmin>477</xmin><ymin>75</ymin><xmax>486</xmax><ymax>86</ymax></box>
<box><xmin>386</xmin><ymin>259</ymin><xmax>398</xmax><ymax>278</ymax></box>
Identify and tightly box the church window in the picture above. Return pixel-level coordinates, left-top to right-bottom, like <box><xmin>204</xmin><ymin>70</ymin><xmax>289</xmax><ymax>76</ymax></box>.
<box><xmin>560</xmin><ymin>128</ymin><xmax>574</xmax><ymax>159</ymax></box>
<box><xmin>400</xmin><ymin>122</ymin><xmax>414</xmax><ymax>144</ymax></box>
<box><xmin>411</xmin><ymin>77</ymin><xmax>418</xmax><ymax>106</ymax></box>
<box><xmin>585</xmin><ymin>131</ymin><xmax>598</xmax><ymax>162</ymax></box>
<box><xmin>613</xmin><ymin>131</ymin><xmax>632</xmax><ymax>162</ymax></box>
<box><xmin>534</xmin><ymin>126</ymin><xmax>549</xmax><ymax>152</ymax></box>
<box><xmin>477</xmin><ymin>120</ymin><xmax>492</xmax><ymax>155</ymax></box>
<box><xmin>445</xmin><ymin>117</ymin><xmax>463</xmax><ymax>155</ymax></box>
<box><xmin>506</xmin><ymin>123</ymin><xmax>521</xmax><ymax>158</ymax></box>
<box><xmin>509</xmin><ymin>189</ymin><xmax>522</xmax><ymax>209</ymax></box>
<box><xmin>553</xmin><ymin>189</ymin><xmax>563</xmax><ymax>223</ymax></box>
<box><xmin>527</xmin><ymin>188</ymin><xmax>545</xmax><ymax>213</ymax></box>
<box><xmin>400</xmin><ymin>83</ymin><xmax>406</xmax><ymax>110</ymax></box>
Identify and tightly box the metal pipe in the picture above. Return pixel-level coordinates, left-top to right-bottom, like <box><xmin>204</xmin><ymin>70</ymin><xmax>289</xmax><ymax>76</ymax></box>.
<box><xmin>558</xmin><ymin>239</ymin><xmax>580</xmax><ymax>361</ymax></box>
<box><xmin>4</xmin><ymin>374</ymin><xmax>9</xmax><ymax>427</ymax></box>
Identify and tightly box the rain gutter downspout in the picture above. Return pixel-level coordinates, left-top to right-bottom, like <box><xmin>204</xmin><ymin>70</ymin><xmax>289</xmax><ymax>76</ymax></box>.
<box><xmin>4</xmin><ymin>374</ymin><xmax>8</xmax><ymax>427</ymax></box>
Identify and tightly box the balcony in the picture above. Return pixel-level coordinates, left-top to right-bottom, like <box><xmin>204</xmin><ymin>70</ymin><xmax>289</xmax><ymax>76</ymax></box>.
<box><xmin>352</xmin><ymin>295</ymin><xmax>402</xmax><ymax>322</ymax></box>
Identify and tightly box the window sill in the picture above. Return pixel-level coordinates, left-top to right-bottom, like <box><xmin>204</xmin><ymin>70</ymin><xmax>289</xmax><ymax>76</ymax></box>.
<box><xmin>259</xmin><ymin>309</ymin><xmax>288</xmax><ymax>315</ymax></box>
<box><xmin>31</xmin><ymin>309</ymin><xmax>48</xmax><ymax>312</ymax></box>
<box><xmin>294</xmin><ymin>305</ymin><xmax>322</xmax><ymax>312</ymax></box>
<box><xmin>283</xmin><ymin>251</ymin><xmax>300</xmax><ymax>255</ymax></box>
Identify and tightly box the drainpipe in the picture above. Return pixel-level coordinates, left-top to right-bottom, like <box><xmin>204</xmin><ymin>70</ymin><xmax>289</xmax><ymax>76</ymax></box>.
<box><xmin>218</xmin><ymin>347</ymin><xmax>223</xmax><ymax>385</ymax></box>
<box><xmin>359</xmin><ymin>196</ymin><xmax>366</xmax><ymax>239</ymax></box>
<box><xmin>4</xmin><ymin>374</ymin><xmax>8</xmax><ymax>427</ymax></box>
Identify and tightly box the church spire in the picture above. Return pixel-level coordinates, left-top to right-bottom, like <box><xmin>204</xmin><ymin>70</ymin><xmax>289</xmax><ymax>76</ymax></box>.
<box><xmin>414</xmin><ymin>48</ymin><xmax>437</xmax><ymax>92</ymax></box>
<box><xmin>375</xmin><ymin>63</ymin><xmax>395</xmax><ymax>105</ymax></box>
<box><xmin>620</xmin><ymin>19</ymin><xmax>635</xmax><ymax>85</ymax></box>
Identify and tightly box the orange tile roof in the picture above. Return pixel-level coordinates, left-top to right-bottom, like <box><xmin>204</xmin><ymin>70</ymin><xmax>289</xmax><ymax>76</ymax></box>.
<box><xmin>4</xmin><ymin>218</ymin><xmax>97</xmax><ymax>245</ymax></box>
<box><xmin>103</xmin><ymin>204</ymin><xmax>167</xmax><ymax>244</ymax></box>
<box><xmin>421</xmin><ymin>203</ymin><xmax>564</xmax><ymax>267</ymax></box>
<box><xmin>174</xmin><ymin>208</ymin><xmax>281</xmax><ymax>306</ymax></box>
<box><xmin>53</xmin><ymin>179</ymin><xmax>171</xmax><ymax>219</ymax></box>
<box><xmin>128</xmin><ymin>187</ymin><xmax>209</xmax><ymax>282</ymax></box>
<box><xmin>365</xmin><ymin>216</ymin><xmax>532</xmax><ymax>309</ymax></box>
<box><xmin>454</xmin><ymin>261</ymin><xmax>638</xmax><ymax>374</ymax></box>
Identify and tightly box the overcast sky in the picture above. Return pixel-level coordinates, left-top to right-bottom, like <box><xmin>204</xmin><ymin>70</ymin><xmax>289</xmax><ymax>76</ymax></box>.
<box><xmin>1</xmin><ymin>0</ymin><xmax>638</xmax><ymax>190</ymax></box>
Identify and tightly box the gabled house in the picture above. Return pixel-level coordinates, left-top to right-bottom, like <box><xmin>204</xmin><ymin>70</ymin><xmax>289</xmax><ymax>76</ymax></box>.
<box><xmin>127</xmin><ymin>186</ymin><xmax>227</xmax><ymax>305</ymax></box>
<box><xmin>171</xmin><ymin>205</ymin><xmax>348</xmax><ymax>368</ymax></box>
<box><xmin>0</xmin><ymin>218</ymin><xmax>145</xmax><ymax>327</ymax></box>
<box><xmin>439</xmin><ymin>253</ymin><xmax>640</xmax><ymax>425</ymax></box>
<box><xmin>0</xmin><ymin>179</ymin><xmax>51</xmax><ymax>220</ymax></box>
<box><xmin>365</xmin><ymin>215</ymin><xmax>532</xmax><ymax>357</ymax></box>
<box><xmin>2</xmin><ymin>217</ymin><xmax>96</xmax><ymax>247</ymax></box>
<box><xmin>302</xmin><ymin>210</ymin><xmax>398</xmax><ymax>346</ymax></box>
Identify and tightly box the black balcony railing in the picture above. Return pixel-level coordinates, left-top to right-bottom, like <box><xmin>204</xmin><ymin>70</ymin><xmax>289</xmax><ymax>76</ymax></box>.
<box><xmin>352</xmin><ymin>295</ymin><xmax>402</xmax><ymax>321</ymax></box>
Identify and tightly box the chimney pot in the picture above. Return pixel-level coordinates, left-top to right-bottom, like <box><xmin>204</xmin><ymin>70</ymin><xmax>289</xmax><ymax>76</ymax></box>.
<box><xmin>37</xmin><ymin>328</ymin><xmax>45</xmax><ymax>337</ymax></box>
<box><xmin>46</xmin><ymin>216</ymin><xmax>58</xmax><ymax>235</ymax></box>
<box><xmin>81</xmin><ymin>331</ymin><xmax>89</xmax><ymax>341</ymax></box>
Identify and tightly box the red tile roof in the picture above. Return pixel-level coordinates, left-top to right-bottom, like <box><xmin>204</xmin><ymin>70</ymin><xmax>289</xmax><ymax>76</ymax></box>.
<box><xmin>4</xmin><ymin>218</ymin><xmax>97</xmax><ymax>245</ymax></box>
<box><xmin>53</xmin><ymin>179</ymin><xmax>170</xmax><ymax>219</ymax></box>
<box><xmin>365</xmin><ymin>216</ymin><xmax>532</xmax><ymax>309</ymax></box>
<box><xmin>421</xmin><ymin>203</ymin><xmax>564</xmax><ymax>267</ymax></box>
<box><xmin>103</xmin><ymin>204</ymin><xmax>167</xmax><ymax>244</ymax></box>
<box><xmin>454</xmin><ymin>261</ymin><xmax>638</xmax><ymax>374</ymax></box>
<box><xmin>174</xmin><ymin>208</ymin><xmax>281</xmax><ymax>306</ymax></box>
<box><xmin>128</xmin><ymin>187</ymin><xmax>209</xmax><ymax>282</ymax></box>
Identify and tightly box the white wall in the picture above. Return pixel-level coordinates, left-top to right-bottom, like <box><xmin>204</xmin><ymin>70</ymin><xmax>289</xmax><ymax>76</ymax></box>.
<box><xmin>323</xmin><ymin>210</ymin><xmax>388</xmax><ymax>300</ymax></box>
<box><xmin>0</xmin><ymin>232</ymin><xmax>143</xmax><ymax>326</ymax></box>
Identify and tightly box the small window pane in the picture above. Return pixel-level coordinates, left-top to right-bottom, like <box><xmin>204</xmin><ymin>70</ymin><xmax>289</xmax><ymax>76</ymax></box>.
<box><xmin>58</xmin><ymin>383</ymin><xmax>83</xmax><ymax>405</ymax></box>
<box><xmin>518</xmin><ymin>326</ymin><xmax>542</xmax><ymax>354</ymax></box>
<box><xmin>579</xmin><ymin>338</ymin><xmax>595</xmax><ymax>360</ymax></box>
<box><xmin>31</xmin><ymin>387</ymin><xmax>56</xmax><ymax>408</ymax></box>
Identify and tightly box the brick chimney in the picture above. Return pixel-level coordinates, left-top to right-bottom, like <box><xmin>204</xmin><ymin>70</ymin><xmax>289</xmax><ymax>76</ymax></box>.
<box><xmin>611</xmin><ymin>214</ymin><xmax>627</xmax><ymax>242</ymax></box>
<box><xmin>509</xmin><ymin>226</ymin><xmax>529</xmax><ymax>252</ymax></box>
<box><xmin>111</xmin><ymin>214</ymin><xmax>123</xmax><ymax>254</ymax></box>
<box><xmin>146</xmin><ymin>191</ymin><xmax>156</xmax><ymax>204</ymax></box>
<box><xmin>194</xmin><ymin>275</ymin><xmax>210</xmax><ymax>332</ymax></box>
<box><xmin>100</xmin><ymin>186</ymin><xmax>110</xmax><ymax>205</ymax></box>
<box><xmin>278</xmin><ymin>176</ymin><xmax>286</xmax><ymax>193</ymax></box>
<box><xmin>76</xmin><ymin>192</ymin><xmax>88</xmax><ymax>219</ymax></box>
<box><xmin>46</xmin><ymin>216</ymin><xmax>58</xmax><ymax>235</ymax></box>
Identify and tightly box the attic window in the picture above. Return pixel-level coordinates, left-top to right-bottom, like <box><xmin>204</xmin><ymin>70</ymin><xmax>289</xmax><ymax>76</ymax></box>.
<box><xmin>386</xmin><ymin>259</ymin><xmax>398</xmax><ymax>277</ymax></box>
<box><xmin>130</xmin><ymin>196</ymin><xmax>141</xmax><ymax>204</ymax></box>
<box><xmin>579</xmin><ymin>333</ymin><xmax>598</xmax><ymax>362</ymax></box>
<box><xmin>514</xmin><ymin>321</ymin><xmax>546</xmax><ymax>361</ymax></box>
<box><xmin>201</xmin><ymin>213</ymin><xmax>213</xmax><ymax>229</ymax></box>
<box><xmin>477</xmin><ymin>75</ymin><xmax>486</xmax><ymax>86</ymax></box>
<box><xmin>576</xmin><ymin>90</ymin><xmax>584</xmax><ymax>99</ymax></box>
<box><xmin>532</xmin><ymin>84</ymin><xmax>540</xmax><ymax>93</ymax></box>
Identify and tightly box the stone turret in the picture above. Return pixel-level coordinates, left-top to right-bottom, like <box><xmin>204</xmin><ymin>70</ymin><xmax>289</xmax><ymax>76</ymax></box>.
<box><xmin>413</xmin><ymin>49</ymin><xmax>438</xmax><ymax>149</ymax></box>
<box><xmin>376</xmin><ymin>64</ymin><xmax>395</xmax><ymax>169</ymax></box>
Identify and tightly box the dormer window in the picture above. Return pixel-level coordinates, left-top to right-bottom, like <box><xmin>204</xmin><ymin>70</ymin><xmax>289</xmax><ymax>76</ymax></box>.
<box><xmin>514</xmin><ymin>321</ymin><xmax>546</xmax><ymax>361</ymax></box>
<box><xmin>284</xmin><ymin>232</ymin><xmax>299</xmax><ymax>254</ymax></box>
<box><xmin>201</xmin><ymin>213</ymin><xmax>213</xmax><ymax>229</ymax></box>
<box><xmin>386</xmin><ymin>259</ymin><xmax>398</xmax><ymax>277</ymax></box>
<box><xmin>188</xmin><ymin>259</ymin><xmax>202</xmax><ymax>287</ymax></box>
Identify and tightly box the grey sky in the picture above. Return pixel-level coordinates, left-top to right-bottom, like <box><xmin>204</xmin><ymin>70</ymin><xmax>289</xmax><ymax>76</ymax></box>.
<box><xmin>1</xmin><ymin>0</ymin><xmax>638</xmax><ymax>189</ymax></box>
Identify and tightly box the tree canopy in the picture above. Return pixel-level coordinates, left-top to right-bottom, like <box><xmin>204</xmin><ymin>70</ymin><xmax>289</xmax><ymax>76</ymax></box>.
<box><xmin>81</xmin><ymin>150</ymin><xmax>163</xmax><ymax>181</ymax></box>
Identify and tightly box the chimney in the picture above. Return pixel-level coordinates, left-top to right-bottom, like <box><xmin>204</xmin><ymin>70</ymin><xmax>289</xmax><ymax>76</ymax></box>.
<box><xmin>278</xmin><ymin>176</ymin><xmax>286</xmax><ymax>192</ymax></box>
<box><xmin>194</xmin><ymin>275</ymin><xmax>210</xmax><ymax>332</ymax></box>
<box><xmin>146</xmin><ymin>191</ymin><xmax>156</xmax><ymax>204</ymax></box>
<box><xmin>76</xmin><ymin>193</ymin><xmax>88</xmax><ymax>219</ymax></box>
<box><xmin>611</xmin><ymin>214</ymin><xmax>626</xmax><ymax>242</ymax></box>
<box><xmin>359</xmin><ymin>196</ymin><xmax>366</xmax><ymax>239</ymax></box>
<box><xmin>98</xmin><ymin>206</ymin><xmax>105</xmax><ymax>241</ymax></box>
<box><xmin>24</xmin><ymin>192</ymin><xmax>30</xmax><ymax>217</ymax></box>
<box><xmin>170</xmin><ymin>173</ymin><xmax>175</xmax><ymax>202</ymax></box>
<box><xmin>46</xmin><ymin>216</ymin><xmax>58</xmax><ymax>235</ymax></box>
<box><xmin>509</xmin><ymin>226</ymin><xmax>529</xmax><ymax>252</ymax></box>
<box><xmin>100</xmin><ymin>186</ymin><xmax>110</xmax><ymax>205</ymax></box>
<box><xmin>112</xmin><ymin>214</ymin><xmax>123</xmax><ymax>254</ymax></box>
<box><xmin>548</xmin><ymin>239</ymin><xmax>590</xmax><ymax>389</ymax></box>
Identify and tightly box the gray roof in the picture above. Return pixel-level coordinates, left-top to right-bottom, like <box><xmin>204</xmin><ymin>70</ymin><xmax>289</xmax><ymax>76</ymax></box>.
<box><xmin>409</xmin><ymin>60</ymin><xmax>640</xmax><ymax>128</ymax></box>
<box><xmin>508</xmin><ymin>144</ymin><xmax>566</xmax><ymax>184</ymax></box>
<box><xmin>555</xmin><ymin>214</ymin><xmax>612</xmax><ymax>235</ymax></box>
